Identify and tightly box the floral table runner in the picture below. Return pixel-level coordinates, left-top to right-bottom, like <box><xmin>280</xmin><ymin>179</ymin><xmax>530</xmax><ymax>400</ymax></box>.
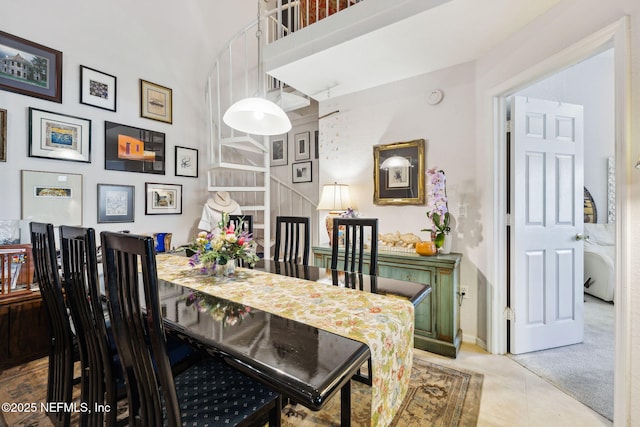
<box><xmin>155</xmin><ymin>254</ymin><xmax>414</xmax><ymax>427</ymax></box>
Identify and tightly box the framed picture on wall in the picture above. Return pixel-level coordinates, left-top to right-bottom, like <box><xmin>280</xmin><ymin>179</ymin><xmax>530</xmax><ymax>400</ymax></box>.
<box><xmin>270</xmin><ymin>135</ymin><xmax>288</xmax><ymax>166</ymax></box>
<box><xmin>0</xmin><ymin>108</ymin><xmax>6</xmax><ymax>162</ymax></box>
<box><xmin>140</xmin><ymin>79</ymin><xmax>173</xmax><ymax>123</ymax></box>
<box><xmin>294</xmin><ymin>132</ymin><xmax>310</xmax><ymax>160</ymax></box>
<box><xmin>175</xmin><ymin>146</ymin><xmax>198</xmax><ymax>177</ymax></box>
<box><xmin>145</xmin><ymin>182</ymin><xmax>182</xmax><ymax>215</ymax></box>
<box><xmin>80</xmin><ymin>65</ymin><xmax>117</xmax><ymax>111</ymax></box>
<box><xmin>97</xmin><ymin>184</ymin><xmax>135</xmax><ymax>223</ymax></box>
<box><xmin>21</xmin><ymin>170</ymin><xmax>83</xmax><ymax>226</ymax></box>
<box><xmin>373</xmin><ymin>139</ymin><xmax>425</xmax><ymax>205</ymax></box>
<box><xmin>0</xmin><ymin>31</ymin><xmax>63</xmax><ymax>103</ymax></box>
<box><xmin>292</xmin><ymin>161</ymin><xmax>312</xmax><ymax>183</ymax></box>
<box><xmin>29</xmin><ymin>108</ymin><xmax>91</xmax><ymax>163</ymax></box>
<box><xmin>104</xmin><ymin>121</ymin><xmax>165</xmax><ymax>174</ymax></box>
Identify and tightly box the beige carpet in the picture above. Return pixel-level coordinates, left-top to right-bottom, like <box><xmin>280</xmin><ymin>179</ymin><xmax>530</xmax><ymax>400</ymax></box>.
<box><xmin>0</xmin><ymin>353</ymin><xmax>483</xmax><ymax>426</ymax></box>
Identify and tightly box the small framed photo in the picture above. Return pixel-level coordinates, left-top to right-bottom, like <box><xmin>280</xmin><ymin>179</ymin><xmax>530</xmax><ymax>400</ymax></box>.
<box><xmin>270</xmin><ymin>135</ymin><xmax>288</xmax><ymax>166</ymax></box>
<box><xmin>29</xmin><ymin>107</ymin><xmax>91</xmax><ymax>163</ymax></box>
<box><xmin>175</xmin><ymin>146</ymin><xmax>198</xmax><ymax>178</ymax></box>
<box><xmin>145</xmin><ymin>182</ymin><xmax>182</xmax><ymax>215</ymax></box>
<box><xmin>0</xmin><ymin>108</ymin><xmax>6</xmax><ymax>162</ymax></box>
<box><xmin>80</xmin><ymin>65</ymin><xmax>117</xmax><ymax>111</ymax></box>
<box><xmin>0</xmin><ymin>31</ymin><xmax>62</xmax><ymax>103</ymax></box>
<box><xmin>140</xmin><ymin>79</ymin><xmax>172</xmax><ymax>124</ymax></box>
<box><xmin>97</xmin><ymin>184</ymin><xmax>135</xmax><ymax>223</ymax></box>
<box><xmin>294</xmin><ymin>131</ymin><xmax>310</xmax><ymax>161</ymax></box>
<box><xmin>104</xmin><ymin>121</ymin><xmax>165</xmax><ymax>175</ymax></box>
<box><xmin>292</xmin><ymin>161</ymin><xmax>312</xmax><ymax>183</ymax></box>
<box><xmin>22</xmin><ymin>170</ymin><xmax>83</xmax><ymax>226</ymax></box>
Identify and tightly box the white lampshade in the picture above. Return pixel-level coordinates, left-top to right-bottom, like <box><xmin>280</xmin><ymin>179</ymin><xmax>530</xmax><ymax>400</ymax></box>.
<box><xmin>223</xmin><ymin>97</ymin><xmax>292</xmax><ymax>136</ymax></box>
<box><xmin>317</xmin><ymin>183</ymin><xmax>352</xmax><ymax>212</ymax></box>
<box><xmin>380</xmin><ymin>155</ymin><xmax>411</xmax><ymax>169</ymax></box>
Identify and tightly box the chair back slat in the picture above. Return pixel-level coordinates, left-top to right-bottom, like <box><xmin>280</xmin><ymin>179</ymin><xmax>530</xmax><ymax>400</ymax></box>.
<box><xmin>30</xmin><ymin>222</ymin><xmax>75</xmax><ymax>427</ymax></box>
<box><xmin>228</xmin><ymin>214</ymin><xmax>253</xmax><ymax>235</ymax></box>
<box><xmin>60</xmin><ymin>226</ymin><xmax>124</xmax><ymax>427</ymax></box>
<box><xmin>330</xmin><ymin>218</ymin><xmax>378</xmax><ymax>276</ymax></box>
<box><xmin>101</xmin><ymin>231</ymin><xmax>181</xmax><ymax>427</ymax></box>
<box><xmin>274</xmin><ymin>216</ymin><xmax>310</xmax><ymax>265</ymax></box>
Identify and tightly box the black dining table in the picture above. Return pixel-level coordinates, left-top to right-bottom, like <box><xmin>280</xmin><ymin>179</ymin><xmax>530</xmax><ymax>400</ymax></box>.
<box><xmin>155</xmin><ymin>257</ymin><xmax>431</xmax><ymax>426</ymax></box>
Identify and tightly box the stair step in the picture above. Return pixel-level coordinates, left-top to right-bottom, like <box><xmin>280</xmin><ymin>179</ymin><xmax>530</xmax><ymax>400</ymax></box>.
<box><xmin>266</xmin><ymin>89</ymin><xmax>311</xmax><ymax>113</ymax></box>
<box><xmin>220</xmin><ymin>136</ymin><xmax>267</xmax><ymax>154</ymax></box>
<box><xmin>212</xmin><ymin>162</ymin><xmax>268</xmax><ymax>173</ymax></box>
<box><xmin>240</xmin><ymin>205</ymin><xmax>266</xmax><ymax>211</ymax></box>
<box><xmin>208</xmin><ymin>186</ymin><xmax>266</xmax><ymax>192</ymax></box>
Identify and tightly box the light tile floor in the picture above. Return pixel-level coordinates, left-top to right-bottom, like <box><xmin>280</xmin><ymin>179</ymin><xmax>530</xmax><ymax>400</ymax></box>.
<box><xmin>416</xmin><ymin>343</ymin><xmax>613</xmax><ymax>427</ymax></box>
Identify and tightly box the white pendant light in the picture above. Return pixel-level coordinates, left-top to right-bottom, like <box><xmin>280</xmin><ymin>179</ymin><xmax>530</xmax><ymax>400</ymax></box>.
<box><xmin>224</xmin><ymin>97</ymin><xmax>291</xmax><ymax>135</ymax></box>
<box><xmin>223</xmin><ymin>1</ymin><xmax>291</xmax><ymax>136</ymax></box>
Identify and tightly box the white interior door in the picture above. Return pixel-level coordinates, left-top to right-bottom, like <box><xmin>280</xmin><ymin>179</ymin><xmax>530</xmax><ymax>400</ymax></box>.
<box><xmin>510</xmin><ymin>96</ymin><xmax>585</xmax><ymax>355</ymax></box>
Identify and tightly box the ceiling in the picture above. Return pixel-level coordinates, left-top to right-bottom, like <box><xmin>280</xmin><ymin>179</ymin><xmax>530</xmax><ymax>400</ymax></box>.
<box><xmin>264</xmin><ymin>0</ymin><xmax>562</xmax><ymax>101</ymax></box>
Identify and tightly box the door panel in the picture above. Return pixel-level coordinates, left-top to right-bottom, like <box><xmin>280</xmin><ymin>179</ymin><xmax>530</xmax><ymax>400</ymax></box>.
<box><xmin>511</xmin><ymin>96</ymin><xmax>584</xmax><ymax>354</ymax></box>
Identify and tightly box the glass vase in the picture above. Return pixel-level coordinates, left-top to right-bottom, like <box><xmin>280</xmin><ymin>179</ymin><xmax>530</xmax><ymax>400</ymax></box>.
<box><xmin>216</xmin><ymin>261</ymin><xmax>236</xmax><ymax>277</ymax></box>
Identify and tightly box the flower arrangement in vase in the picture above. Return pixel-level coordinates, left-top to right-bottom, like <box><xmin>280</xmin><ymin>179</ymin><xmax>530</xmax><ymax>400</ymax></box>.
<box><xmin>422</xmin><ymin>169</ymin><xmax>451</xmax><ymax>251</ymax></box>
<box><xmin>188</xmin><ymin>212</ymin><xmax>259</xmax><ymax>276</ymax></box>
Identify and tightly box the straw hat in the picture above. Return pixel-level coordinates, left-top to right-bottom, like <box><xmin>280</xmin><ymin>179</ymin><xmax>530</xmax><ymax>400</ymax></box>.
<box><xmin>206</xmin><ymin>191</ymin><xmax>239</xmax><ymax>213</ymax></box>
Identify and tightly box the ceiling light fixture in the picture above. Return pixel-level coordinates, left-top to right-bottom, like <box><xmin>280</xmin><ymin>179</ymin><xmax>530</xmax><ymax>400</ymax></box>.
<box><xmin>223</xmin><ymin>1</ymin><xmax>291</xmax><ymax>136</ymax></box>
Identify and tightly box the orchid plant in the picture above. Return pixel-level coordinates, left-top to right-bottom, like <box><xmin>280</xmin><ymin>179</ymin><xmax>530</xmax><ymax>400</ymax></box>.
<box><xmin>422</xmin><ymin>168</ymin><xmax>450</xmax><ymax>248</ymax></box>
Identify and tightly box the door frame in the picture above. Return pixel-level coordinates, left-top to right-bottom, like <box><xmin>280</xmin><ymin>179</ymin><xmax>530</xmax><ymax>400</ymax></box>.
<box><xmin>487</xmin><ymin>17</ymin><xmax>631</xmax><ymax>424</ymax></box>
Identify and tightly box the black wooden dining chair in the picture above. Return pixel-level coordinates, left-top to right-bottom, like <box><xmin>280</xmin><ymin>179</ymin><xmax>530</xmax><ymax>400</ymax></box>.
<box><xmin>30</xmin><ymin>222</ymin><xmax>79</xmax><ymax>427</ymax></box>
<box><xmin>228</xmin><ymin>214</ymin><xmax>253</xmax><ymax>236</ymax></box>
<box><xmin>330</xmin><ymin>217</ymin><xmax>379</xmax><ymax>276</ymax></box>
<box><xmin>274</xmin><ymin>216</ymin><xmax>310</xmax><ymax>265</ymax></box>
<box><xmin>59</xmin><ymin>225</ymin><xmax>127</xmax><ymax>427</ymax></box>
<box><xmin>329</xmin><ymin>217</ymin><xmax>379</xmax><ymax>385</ymax></box>
<box><xmin>100</xmin><ymin>231</ymin><xmax>282</xmax><ymax>427</ymax></box>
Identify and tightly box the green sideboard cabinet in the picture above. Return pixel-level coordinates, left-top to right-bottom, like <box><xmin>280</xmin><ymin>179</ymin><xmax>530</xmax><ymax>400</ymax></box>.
<box><xmin>312</xmin><ymin>245</ymin><xmax>462</xmax><ymax>357</ymax></box>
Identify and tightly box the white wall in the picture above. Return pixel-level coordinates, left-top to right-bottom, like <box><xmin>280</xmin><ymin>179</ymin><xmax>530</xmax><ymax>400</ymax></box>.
<box><xmin>0</xmin><ymin>0</ymin><xmax>257</xmax><ymax>247</ymax></box>
<box><xmin>318</xmin><ymin>60</ymin><xmax>479</xmax><ymax>341</ymax></box>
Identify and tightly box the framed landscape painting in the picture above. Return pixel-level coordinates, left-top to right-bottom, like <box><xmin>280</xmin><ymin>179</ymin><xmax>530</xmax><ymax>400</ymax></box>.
<box><xmin>0</xmin><ymin>108</ymin><xmax>6</xmax><ymax>162</ymax></box>
<box><xmin>104</xmin><ymin>121</ymin><xmax>165</xmax><ymax>174</ymax></box>
<box><xmin>145</xmin><ymin>182</ymin><xmax>182</xmax><ymax>215</ymax></box>
<box><xmin>29</xmin><ymin>107</ymin><xmax>91</xmax><ymax>163</ymax></box>
<box><xmin>0</xmin><ymin>31</ymin><xmax>62</xmax><ymax>103</ymax></box>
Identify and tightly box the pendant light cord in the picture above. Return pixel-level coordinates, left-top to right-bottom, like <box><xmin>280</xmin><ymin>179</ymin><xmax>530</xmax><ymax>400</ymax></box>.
<box><xmin>256</xmin><ymin>1</ymin><xmax>264</xmax><ymax>97</ymax></box>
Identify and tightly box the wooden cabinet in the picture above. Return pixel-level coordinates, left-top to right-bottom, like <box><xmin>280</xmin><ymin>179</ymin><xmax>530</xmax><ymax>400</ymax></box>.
<box><xmin>0</xmin><ymin>292</ymin><xmax>49</xmax><ymax>370</ymax></box>
<box><xmin>313</xmin><ymin>245</ymin><xmax>462</xmax><ymax>357</ymax></box>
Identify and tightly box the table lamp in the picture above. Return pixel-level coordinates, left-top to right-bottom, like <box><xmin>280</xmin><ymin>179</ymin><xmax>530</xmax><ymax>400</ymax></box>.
<box><xmin>317</xmin><ymin>182</ymin><xmax>352</xmax><ymax>245</ymax></box>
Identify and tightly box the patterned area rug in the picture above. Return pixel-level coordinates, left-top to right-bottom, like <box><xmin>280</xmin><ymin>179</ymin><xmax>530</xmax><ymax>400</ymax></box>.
<box><xmin>0</xmin><ymin>355</ymin><xmax>483</xmax><ymax>427</ymax></box>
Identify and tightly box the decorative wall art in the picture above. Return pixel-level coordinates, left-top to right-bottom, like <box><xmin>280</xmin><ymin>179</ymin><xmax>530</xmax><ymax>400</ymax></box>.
<box><xmin>21</xmin><ymin>170</ymin><xmax>83</xmax><ymax>226</ymax></box>
<box><xmin>0</xmin><ymin>31</ymin><xmax>62</xmax><ymax>103</ymax></box>
<box><xmin>140</xmin><ymin>79</ymin><xmax>172</xmax><ymax>123</ymax></box>
<box><xmin>104</xmin><ymin>121</ymin><xmax>165</xmax><ymax>174</ymax></box>
<box><xmin>175</xmin><ymin>146</ymin><xmax>198</xmax><ymax>178</ymax></box>
<box><xmin>0</xmin><ymin>108</ymin><xmax>6</xmax><ymax>162</ymax></box>
<box><xmin>314</xmin><ymin>130</ymin><xmax>319</xmax><ymax>159</ymax></box>
<box><xmin>80</xmin><ymin>65</ymin><xmax>117</xmax><ymax>111</ymax></box>
<box><xmin>145</xmin><ymin>182</ymin><xmax>182</xmax><ymax>215</ymax></box>
<box><xmin>294</xmin><ymin>131</ymin><xmax>310</xmax><ymax>161</ymax></box>
<box><xmin>270</xmin><ymin>135</ymin><xmax>288</xmax><ymax>166</ymax></box>
<box><xmin>97</xmin><ymin>184</ymin><xmax>135</xmax><ymax>223</ymax></box>
<box><xmin>292</xmin><ymin>161</ymin><xmax>312</xmax><ymax>183</ymax></box>
<box><xmin>373</xmin><ymin>139</ymin><xmax>425</xmax><ymax>205</ymax></box>
<box><xmin>29</xmin><ymin>107</ymin><xmax>91</xmax><ymax>163</ymax></box>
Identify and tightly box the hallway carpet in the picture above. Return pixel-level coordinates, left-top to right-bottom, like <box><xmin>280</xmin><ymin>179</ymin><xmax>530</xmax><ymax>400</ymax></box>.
<box><xmin>510</xmin><ymin>294</ymin><xmax>614</xmax><ymax>421</ymax></box>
